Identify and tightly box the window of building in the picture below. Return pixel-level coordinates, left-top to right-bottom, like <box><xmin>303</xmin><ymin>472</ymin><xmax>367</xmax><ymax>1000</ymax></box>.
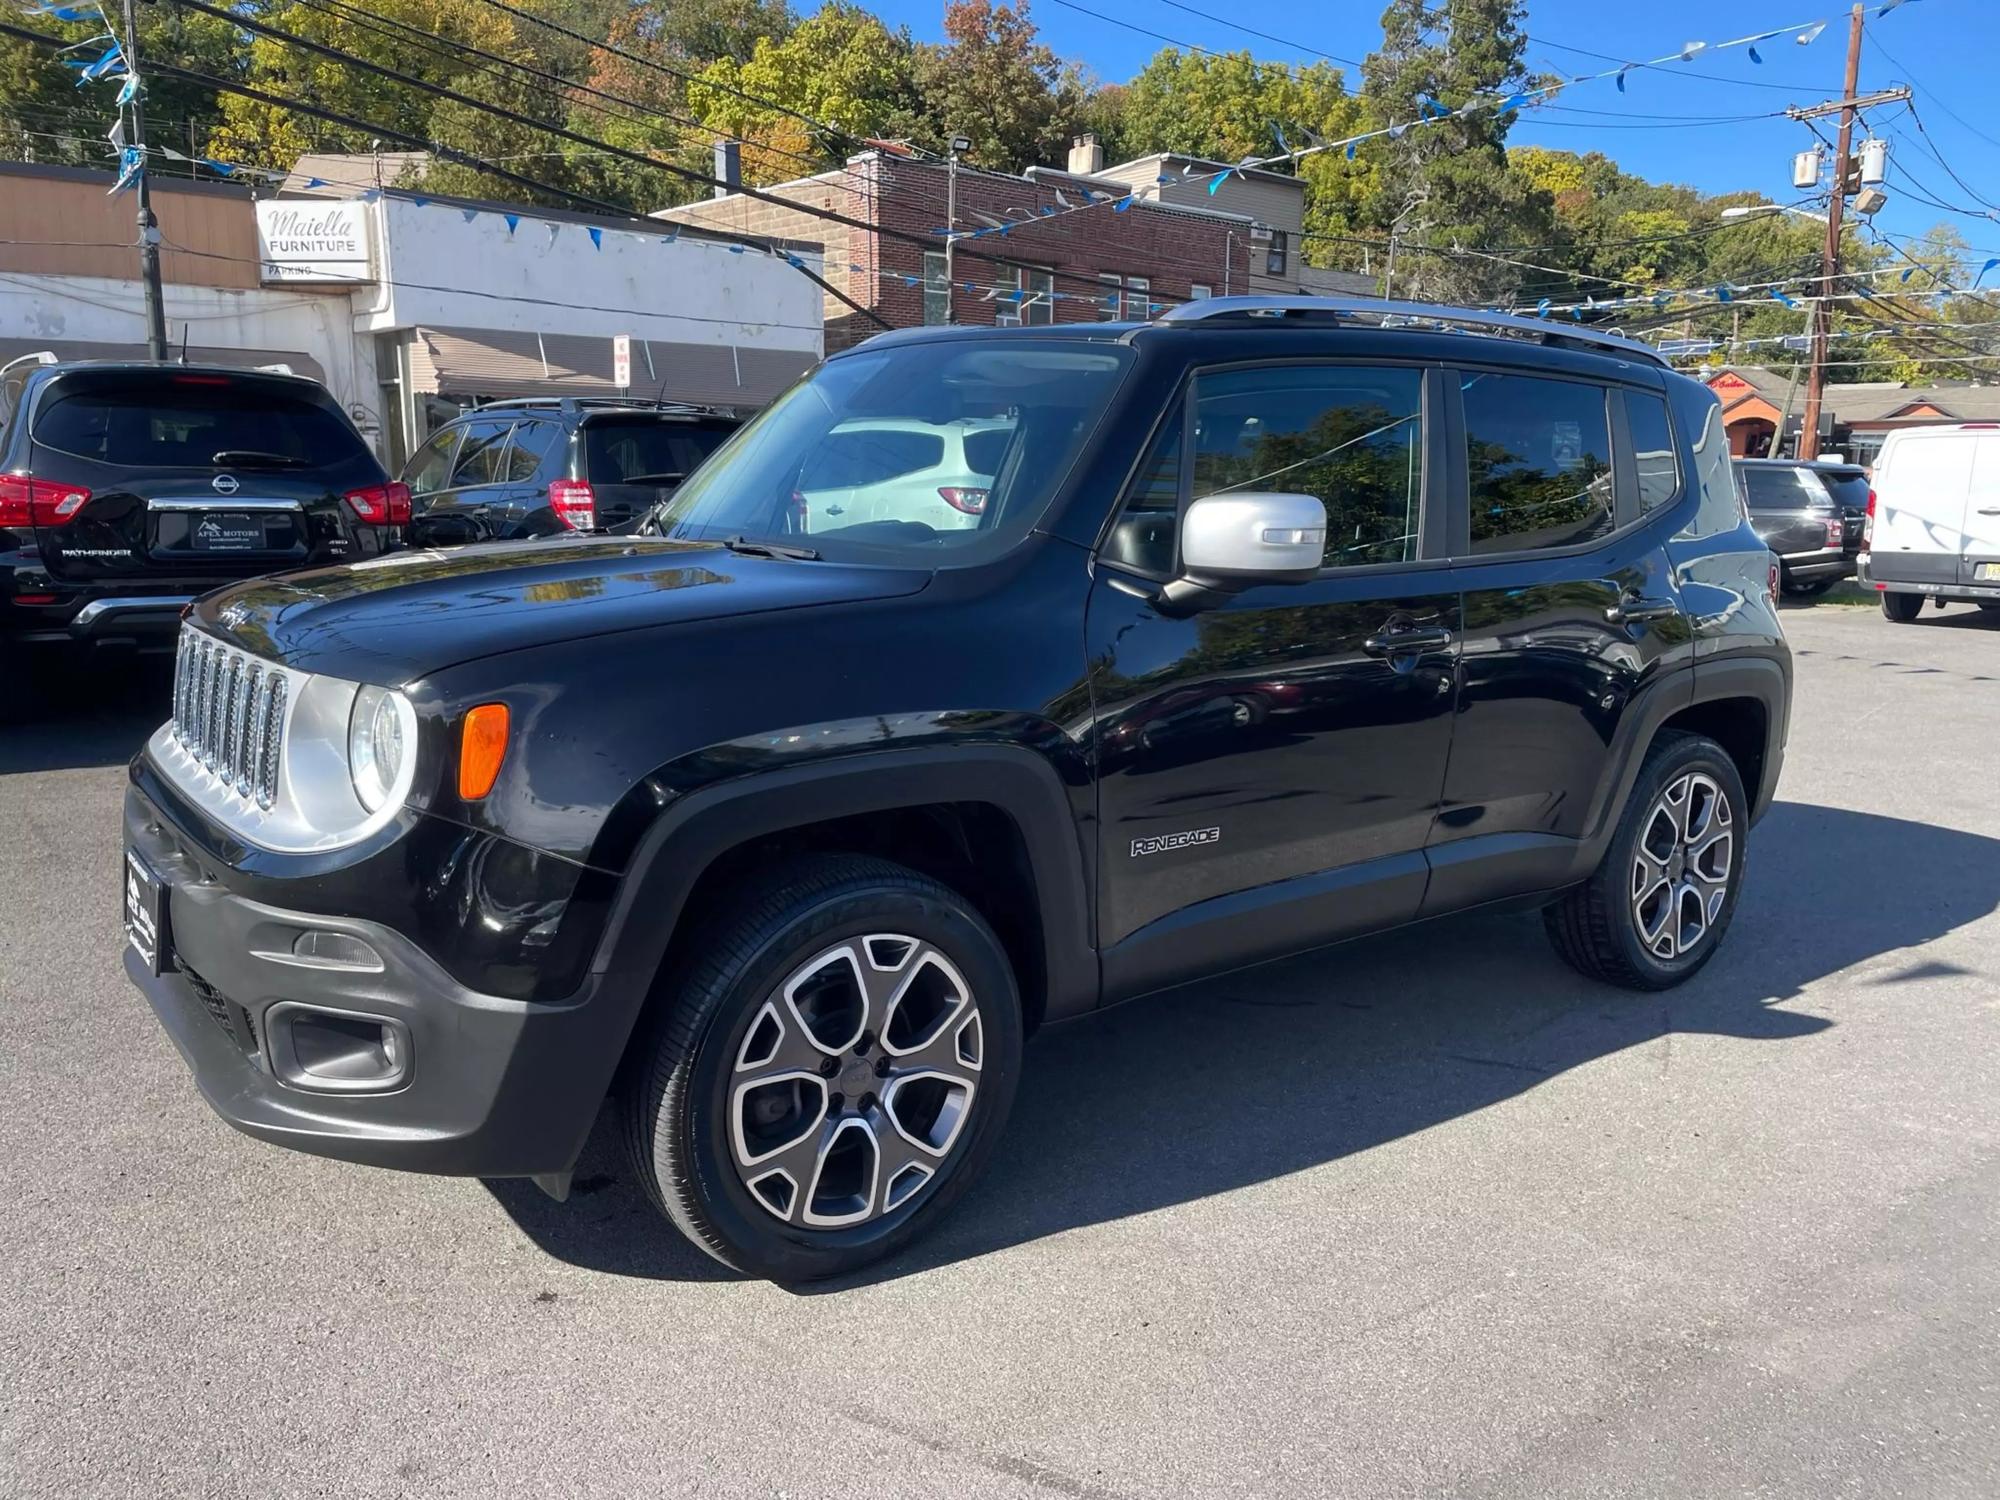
<box><xmin>1024</xmin><ymin>268</ymin><xmax>1055</xmax><ymax>325</ymax></box>
<box><xmin>1098</xmin><ymin>273</ymin><xmax>1122</xmax><ymax>321</ymax></box>
<box><xmin>1189</xmin><ymin>283</ymin><xmax>1212</xmax><ymax>301</ymax></box>
<box><xmin>1460</xmin><ymin>373</ymin><xmax>1614</xmax><ymax>554</ymax></box>
<box><xmin>994</xmin><ymin>265</ymin><xmax>1024</xmax><ymax>327</ymax></box>
<box><xmin>1124</xmin><ymin>276</ymin><xmax>1153</xmax><ymax>320</ymax></box>
<box><xmin>923</xmin><ymin>251</ymin><xmax>950</xmax><ymax>326</ymax></box>
<box><xmin>1624</xmin><ymin>391</ymin><xmax>1679</xmax><ymax>512</ymax></box>
<box><xmin>1265</xmin><ymin>230</ymin><xmax>1288</xmax><ymax>277</ymax></box>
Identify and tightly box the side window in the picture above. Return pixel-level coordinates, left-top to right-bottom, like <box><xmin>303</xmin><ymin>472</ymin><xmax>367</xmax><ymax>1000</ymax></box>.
<box><xmin>403</xmin><ymin>426</ymin><xmax>461</xmax><ymax>497</ymax></box>
<box><xmin>448</xmin><ymin>419</ymin><xmax>513</xmax><ymax>487</ymax></box>
<box><xmin>502</xmin><ymin>420</ymin><xmax>560</xmax><ymax>483</ymax></box>
<box><xmin>1461</xmin><ymin>373</ymin><xmax>1614</xmax><ymax>554</ymax></box>
<box><xmin>1625</xmin><ymin>391</ymin><xmax>1679</xmax><ymax>512</ymax></box>
<box><xmin>1102</xmin><ymin>410</ymin><xmax>1183</xmax><ymax>575</ymax></box>
<box><xmin>1193</xmin><ymin>365</ymin><xmax>1424</xmax><ymax>568</ymax></box>
<box><xmin>1739</xmin><ymin>466</ymin><xmax>1815</xmax><ymax>512</ymax></box>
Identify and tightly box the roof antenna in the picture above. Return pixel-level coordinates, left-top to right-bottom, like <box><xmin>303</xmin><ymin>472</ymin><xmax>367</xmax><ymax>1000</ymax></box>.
<box><xmin>178</xmin><ymin>322</ymin><xmax>190</xmax><ymax>365</ymax></box>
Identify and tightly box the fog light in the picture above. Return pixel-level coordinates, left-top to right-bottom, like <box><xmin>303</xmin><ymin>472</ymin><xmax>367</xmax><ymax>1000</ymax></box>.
<box><xmin>266</xmin><ymin>1003</ymin><xmax>411</xmax><ymax>1093</ymax></box>
<box><xmin>289</xmin><ymin>929</ymin><xmax>384</xmax><ymax>972</ymax></box>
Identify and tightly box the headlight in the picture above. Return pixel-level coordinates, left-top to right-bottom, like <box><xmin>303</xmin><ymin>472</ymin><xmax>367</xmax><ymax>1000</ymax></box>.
<box><xmin>348</xmin><ymin>684</ymin><xmax>413</xmax><ymax>813</ymax></box>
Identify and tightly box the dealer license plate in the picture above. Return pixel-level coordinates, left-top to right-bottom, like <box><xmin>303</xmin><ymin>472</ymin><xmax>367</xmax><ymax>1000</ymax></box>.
<box><xmin>123</xmin><ymin>848</ymin><xmax>171</xmax><ymax>976</ymax></box>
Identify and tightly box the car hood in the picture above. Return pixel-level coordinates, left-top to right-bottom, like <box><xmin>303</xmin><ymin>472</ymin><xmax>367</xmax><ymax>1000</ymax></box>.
<box><xmin>190</xmin><ymin>536</ymin><xmax>932</xmax><ymax>683</ymax></box>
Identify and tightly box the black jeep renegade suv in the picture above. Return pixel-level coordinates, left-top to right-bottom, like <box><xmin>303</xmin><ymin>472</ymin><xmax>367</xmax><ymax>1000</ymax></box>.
<box><xmin>121</xmin><ymin>298</ymin><xmax>1790</xmax><ymax>1281</ymax></box>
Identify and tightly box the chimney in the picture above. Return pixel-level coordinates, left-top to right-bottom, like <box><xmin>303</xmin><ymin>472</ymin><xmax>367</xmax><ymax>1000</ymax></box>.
<box><xmin>713</xmin><ymin>139</ymin><xmax>742</xmax><ymax>198</ymax></box>
<box><xmin>1067</xmin><ymin>134</ymin><xmax>1104</xmax><ymax>176</ymax></box>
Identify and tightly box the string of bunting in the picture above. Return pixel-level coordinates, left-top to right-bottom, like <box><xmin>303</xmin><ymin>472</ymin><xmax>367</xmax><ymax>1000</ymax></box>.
<box><xmin>929</xmin><ymin>7</ymin><xmax>1928</xmax><ymax>265</ymax></box>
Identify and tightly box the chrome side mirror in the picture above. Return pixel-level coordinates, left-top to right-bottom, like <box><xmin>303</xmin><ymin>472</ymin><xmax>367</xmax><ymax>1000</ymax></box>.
<box><xmin>1179</xmin><ymin>492</ymin><xmax>1326</xmax><ymax>586</ymax></box>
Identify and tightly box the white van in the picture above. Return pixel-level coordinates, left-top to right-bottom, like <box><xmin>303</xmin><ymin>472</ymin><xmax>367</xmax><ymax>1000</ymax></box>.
<box><xmin>1860</xmin><ymin>423</ymin><xmax>2000</xmax><ymax>622</ymax></box>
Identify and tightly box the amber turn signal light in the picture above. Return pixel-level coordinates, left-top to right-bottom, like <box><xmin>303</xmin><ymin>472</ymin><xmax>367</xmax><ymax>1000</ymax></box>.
<box><xmin>459</xmin><ymin>703</ymin><xmax>510</xmax><ymax>800</ymax></box>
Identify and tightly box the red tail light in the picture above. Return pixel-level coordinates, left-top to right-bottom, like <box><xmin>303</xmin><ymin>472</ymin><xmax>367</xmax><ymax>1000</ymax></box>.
<box><xmin>1824</xmin><ymin>518</ymin><xmax>1844</xmax><ymax>548</ymax></box>
<box><xmin>1768</xmin><ymin>558</ymin><xmax>1781</xmax><ymax>606</ymax></box>
<box><xmin>0</xmin><ymin>474</ymin><xmax>91</xmax><ymax>528</ymax></box>
<box><xmin>938</xmin><ymin>486</ymin><xmax>989</xmax><ymax>515</ymax></box>
<box><xmin>790</xmin><ymin>489</ymin><xmax>810</xmax><ymax>531</ymax></box>
<box><xmin>548</xmin><ymin>479</ymin><xmax>596</xmax><ymax>531</ymax></box>
<box><xmin>1861</xmin><ymin>487</ymin><xmax>1876</xmax><ymax>552</ymax></box>
<box><xmin>343</xmin><ymin>481</ymin><xmax>411</xmax><ymax>527</ymax></box>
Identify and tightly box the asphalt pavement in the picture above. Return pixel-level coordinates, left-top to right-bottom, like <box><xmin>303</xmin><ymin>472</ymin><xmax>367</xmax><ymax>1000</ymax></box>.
<box><xmin>3</xmin><ymin>603</ymin><xmax>1998</xmax><ymax>1498</ymax></box>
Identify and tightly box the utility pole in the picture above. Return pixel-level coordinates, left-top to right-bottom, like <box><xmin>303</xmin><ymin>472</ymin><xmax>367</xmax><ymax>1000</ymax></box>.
<box><xmin>1799</xmin><ymin>3</ymin><xmax>1866</xmax><ymax>461</ymax></box>
<box><xmin>121</xmin><ymin>0</ymin><xmax>169</xmax><ymax>360</ymax></box>
<box><xmin>943</xmin><ymin>134</ymin><xmax>969</xmax><ymax>325</ymax></box>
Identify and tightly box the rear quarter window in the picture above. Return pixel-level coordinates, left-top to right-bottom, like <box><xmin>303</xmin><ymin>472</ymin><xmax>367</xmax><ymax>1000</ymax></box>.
<box><xmin>32</xmin><ymin>376</ymin><xmax>372</xmax><ymax>471</ymax></box>
<box><xmin>583</xmin><ymin>418</ymin><xmax>734</xmax><ymax>485</ymax></box>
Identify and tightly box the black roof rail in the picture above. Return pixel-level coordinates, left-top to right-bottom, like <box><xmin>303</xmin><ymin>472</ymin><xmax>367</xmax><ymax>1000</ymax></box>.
<box><xmin>1155</xmin><ymin>294</ymin><xmax>1670</xmax><ymax>369</ymax></box>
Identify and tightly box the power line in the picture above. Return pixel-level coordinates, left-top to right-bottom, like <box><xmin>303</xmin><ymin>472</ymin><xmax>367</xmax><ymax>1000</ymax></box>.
<box><xmin>1140</xmin><ymin>0</ymin><xmax>1362</xmax><ymax>67</ymax></box>
<box><xmin>1864</xmin><ymin>30</ymin><xmax>2000</xmax><ymax>152</ymax></box>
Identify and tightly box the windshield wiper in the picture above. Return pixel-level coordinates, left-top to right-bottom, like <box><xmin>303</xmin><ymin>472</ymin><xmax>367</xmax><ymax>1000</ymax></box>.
<box><xmin>211</xmin><ymin>449</ymin><xmax>309</xmax><ymax>469</ymax></box>
<box><xmin>720</xmin><ymin>535</ymin><xmax>820</xmax><ymax>560</ymax></box>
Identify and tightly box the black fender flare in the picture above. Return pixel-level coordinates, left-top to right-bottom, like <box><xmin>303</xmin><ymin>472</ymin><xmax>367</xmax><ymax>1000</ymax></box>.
<box><xmin>589</xmin><ymin>743</ymin><xmax>1099</xmax><ymax>1025</ymax></box>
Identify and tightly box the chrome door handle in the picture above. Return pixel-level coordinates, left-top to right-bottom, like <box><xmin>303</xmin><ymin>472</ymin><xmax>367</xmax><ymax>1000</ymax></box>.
<box><xmin>1605</xmin><ymin>597</ymin><xmax>1679</xmax><ymax>625</ymax></box>
<box><xmin>1362</xmin><ymin>626</ymin><xmax>1453</xmax><ymax>656</ymax></box>
<box><xmin>1977</xmin><ymin>506</ymin><xmax>2000</xmax><ymax>515</ymax></box>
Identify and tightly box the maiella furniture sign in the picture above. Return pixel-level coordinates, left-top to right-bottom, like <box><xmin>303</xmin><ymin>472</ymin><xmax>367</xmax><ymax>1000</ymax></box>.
<box><xmin>257</xmin><ymin>201</ymin><xmax>373</xmax><ymax>284</ymax></box>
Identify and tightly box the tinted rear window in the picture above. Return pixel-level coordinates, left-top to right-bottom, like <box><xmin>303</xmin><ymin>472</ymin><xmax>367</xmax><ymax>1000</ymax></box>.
<box><xmin>799</xmin><ymin>429</ymin><xmax>945</xmax><ymax>489</ymax></box>
<box><xmin>962</xmin><ymin>428</ymin><xmax>1013</xmax><ymax>476</ymax></box>
<box><xmin>1738</xmin><ymin>465</ymin><xmax>1824</xmax><ymax>510</ymax></box>
<box><xmin>32</xmin><ymin>376</ymin><xmax>369</xmax><ymax>469</ymax></box>
<box><xmin>583</xmin><ymin>418</ymin><xmax>734</xmax><ymax>485</ymax></box>
<box><xmin>1815</xmin><ymin>470</ymin><xmax>1871</xmax><ymax>509</ymax></box>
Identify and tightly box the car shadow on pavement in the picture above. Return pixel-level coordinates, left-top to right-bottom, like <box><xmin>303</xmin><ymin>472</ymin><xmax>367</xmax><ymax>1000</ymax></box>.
<box><xmin>0</xmin><ymin>657</ymin><xmax>171</xmax><ymax>774</ymax></box>
<box><xmin>486</xmin><ymin>800</ymin><xmax>2000</xmax><ymax>1289</ymax></box>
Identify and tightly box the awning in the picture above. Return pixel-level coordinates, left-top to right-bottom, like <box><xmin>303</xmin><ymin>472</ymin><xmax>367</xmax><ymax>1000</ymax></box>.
<box><xmin>409</xmin><ymin>326</ymin><xmax>815</xmax><ymax>410</ymax></box>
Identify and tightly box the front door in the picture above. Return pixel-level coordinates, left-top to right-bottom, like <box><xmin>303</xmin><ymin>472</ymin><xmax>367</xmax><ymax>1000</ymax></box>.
<box><xmin>1087</xmin><ymin>361</ymin><xmax>1459</xmax><ymax>1001</ymax></box>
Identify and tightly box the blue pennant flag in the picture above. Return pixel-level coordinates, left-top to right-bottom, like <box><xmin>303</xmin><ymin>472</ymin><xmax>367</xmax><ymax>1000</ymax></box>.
<box><xmin>109</xmin><ymin>145</ymin><xmax>142</xmax><ymax>196</ymax></box>
<box><xmin>1536</xmin><ymin>299</ymin><xmax>1551</xmax><ymax>318</ymax></box>
<box><xmin>727</xmin><ymin>244</ymin><xmax>744</xmax><ymax>254</ymax></box>
<box><xmin>1797</xmin><ymin>21</ymin><xmax>1827</xmax><ymax>44</ymax></box>
<box><xmin>115</xmin><ymin>73</ymin><xmax>136</xmax><ymax>106</ymax></box>
<box><xmin>305</xmin><ymin>177</ymin><xmax>326</xmax><ymax>189</ymax></box>
<box><xmin>1496</xmin><ymin>94</ymin><xmax>1528</xmax><ymax>115</ymax></box>
<box><xmin>1748</xmin><ymin>44</ymin><xmax>1763</xmax><ymax>64</ymax></box>
<box><xmin>1114</xmin><ymin>196</ymin><xmax>1134</xmax><ymax>213</ymax></box>
<box><xmin>1773</xmin><ymin>290</ymin><xmax>1797</xmax><ymax>308</ymax></box>
<box><xmin>361</xmin><ymin>189</ymin><xmax>381</xmax><ymax>204</ymax></box>
<box><xmin>783</xmin><ymin>252</ymin><xmax>803</xmax><ymax>269</ymax></box>
<box><xmin>1976</xmin><ymin>257</ymin><xmax>2000</xmax><ymax>288</ymax></box>
<box><xmin>203</xmin><ymin>159</ymin><xmax>235</xmax><ymax>178</ymax></box>
<box><xmin>1272</xmin><ymin>122</ymin><xmax>1290</xmax><ymax>152</ymax></box>
<box><xmin>461</xmin><ymin>208</ymin><xmax>479</xmax><ymax>223</ymax></box>
<box><xmin>1207</xmin><ymin>172</ymin><xmax>1226</xmax><ymax>194</ymax></box>
<box><xmin>1716</xmin><ymin>285</ymin><xmax>1734</xmax><ymax>303</ymax></box>
<box><xmin>503</xmin><ymin>213</ymin><xmax>520</xmax><ymax>234</ymax></box>
<box><xmin>1616</xmin><ymin>67</ymin><xmax>1631</xmax><ymax>93</ymax></box>
<box><xmin>1901</xmin><ymin>266</ymin><xmax>1916</xmax><ymax>282</ymax></box>
<box><xmin>410</xmin><ymin>195</ymin><xmax>430</xmax><ymax>207</ymax></box>
<box><xmin>1345</xmin><ymin>141</ymin><xmax>1358</xmax><ymax>161</ymax></box>
<box><xmin>904</xmin><ymin>275</ymin><xmax>918</xmax><ymax>287</ymax></box>
<box><xmin>849</xmin><ymin>263</ymin><xmax>863</xmax><ymax>274</ymax></box>
<box><xmin>587</xmin><ymin>227</ymin><xmax>603</xmax><ymax>249</ymax></box>
<box><xmin>31</xmin><ymin>4</ymin><xmax>100</xmax><ymax>18</ymax></box>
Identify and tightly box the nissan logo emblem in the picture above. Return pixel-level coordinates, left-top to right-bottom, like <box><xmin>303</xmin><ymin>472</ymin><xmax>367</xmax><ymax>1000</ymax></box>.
<box><xmin>212</xmin><ymin>474</ymin><xmax>240</xmax><ymax>496</ymax></box>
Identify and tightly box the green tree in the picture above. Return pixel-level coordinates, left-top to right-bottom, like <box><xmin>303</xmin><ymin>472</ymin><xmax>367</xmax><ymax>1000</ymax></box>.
<box><xmin>910</xmin><ymin>1</ymin><xmax>1082</xmax><ymax>173</ymax></box>
<box><xmin>1352</xmin><ymin>0</ymin><xmax>1555</xmax><ymax>302</ymax></box>
<box><xmin>687</xmin><ymin>3</ymin><xmax>923</xmax><ymax>184</ymax></box>
<box><xmin>1120</xmin><ymin>49</ymin><xmax>1358</xmax><ymax>166</ymax></box>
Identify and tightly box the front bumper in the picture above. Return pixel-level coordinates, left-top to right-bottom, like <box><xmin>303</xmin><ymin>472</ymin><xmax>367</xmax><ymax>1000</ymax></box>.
<box><xmin>1857</xmin><ymin>555</ymin><xmax>2000</xmax><ymax>602</ymax></box>
<box><xmin>123</xmin><ymin>785</ymin><xmax>629</xmax><ymax>1178</ymax></box>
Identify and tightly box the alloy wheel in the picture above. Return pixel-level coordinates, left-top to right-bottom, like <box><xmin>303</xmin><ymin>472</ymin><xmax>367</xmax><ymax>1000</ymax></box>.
<box><xmin>728</xmin><ymin>935</ymin><xmax>983</xmax><ymax>1228</ymax></box>
<box><xmin>1629</xmin><ymin>770</ymin><xmax>1734</xmax><ymax>961</ymax></box>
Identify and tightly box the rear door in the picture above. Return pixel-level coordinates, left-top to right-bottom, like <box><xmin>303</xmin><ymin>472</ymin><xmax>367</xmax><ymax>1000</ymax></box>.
<box><xmin>1427</xmin><ymin>372</ymin><xmax>1694</xmax><ymax>912</ymax></box>
<box><xmin>404</xmin><ymin>417</ymin><xmax>513</xmax><ymax>543</ymax></box>
<box><xmin>27</xmin><ymin>369</ymin><xmax>386</xmax><ymax>584</ymax></box>
<box><xmin>1814</xmin><ymin>466</ymin><xmax>1872</xmax><ymax>556</ymax></box>
<box><xmin>1874</xmin><ymin>430</ymin><xmax>1975</xmax><ymax>586</ymax></box>
<box><xmin>1739</xmin><ymin>465</ymin><xmax>1832</xmax><ymax>559</ymax></box>
<box><xmin>1965</xmin><ymin>434</ymin><xmax>2000</xmax><ymax>587</ymax></box>
<box><xmin>580</xmin><ymin>414</ymin><xmax>737</xmax><ymax>532</ymax></box>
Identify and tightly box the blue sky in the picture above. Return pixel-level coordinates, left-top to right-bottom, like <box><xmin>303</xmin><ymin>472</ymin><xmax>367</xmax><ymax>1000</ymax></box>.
<box><xmin>865</xmin><ymin>0</ymin><xmax>2000</xmax><ymax>255</ymax></box>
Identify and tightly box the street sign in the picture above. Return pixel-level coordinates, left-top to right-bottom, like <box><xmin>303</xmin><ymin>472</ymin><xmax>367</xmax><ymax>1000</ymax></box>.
<box><xmin>612</xmin><ymin>333</ymin><xmax>632</xmax><ymax>389</ymax></box>
<box><xmin>1781</xmin><ymin>334</ymin><xmax>1812</xmax><ymax>353</ymax></box>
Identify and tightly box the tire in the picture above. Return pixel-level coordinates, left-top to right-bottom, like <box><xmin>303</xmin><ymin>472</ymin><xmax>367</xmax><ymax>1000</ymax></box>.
<box><xmin>623</xmin><ymin>854</ymin><xmax>1023</xmax><ymax>1281</ymax></box>
<box><xmin>1544</xmin><ymin>731</ymin><xmax>1749</xmax><ymax>992</ymax></box>
<box><xmin>1881</xmin><ymin>591</ymin><xmax>1924</xmax><ymax>623</ymax></box>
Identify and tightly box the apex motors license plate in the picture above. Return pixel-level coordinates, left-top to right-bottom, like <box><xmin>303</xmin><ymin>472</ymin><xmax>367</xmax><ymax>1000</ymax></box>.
<box><xmin>191</xmin><ymin>512</ymin><xmax>264</xmax><ymax>552</ymax></box>
<box><xmin>123</xmin><ymin>848</ymin><xmax>171</xmax><ymax>976</ymax></box>
<box><xmin>1978</xmin><ymin>562</ymin><xmax>2000</xmax><ymax>582</ymax></box>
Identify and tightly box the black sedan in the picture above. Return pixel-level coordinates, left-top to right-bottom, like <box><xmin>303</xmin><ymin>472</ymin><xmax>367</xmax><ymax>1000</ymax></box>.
<box><xmin>1734</xmin><ymin>458</ymin><xmax>1871</xmax><ymax>596</ymax></box>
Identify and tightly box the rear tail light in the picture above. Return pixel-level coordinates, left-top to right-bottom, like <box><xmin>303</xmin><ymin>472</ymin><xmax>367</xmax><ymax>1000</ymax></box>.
<box><xmin>938</xmin><ymin>486</ymin><xmax>989</xmax><ymax>515</ymax></box>
<box><xmin>1824</xmin><ymin>518</ymin><xmax>1844</xmax><ymax>548</ymax></box>
<box><xmin>790</xmin><ymin>489</ymin><xmax>810</xmax><ymax>532</ymax></box>
<box><xmin>1768</xmin><ymin>557</ymin><xmax>1781</xmax><ymax>606</ymax></box>
<box><xmin>1861</xmin><ymin>487</ymin><xmax>1876</xmax><ymax>551</ymax></box>
<box><xmin>0</xmin><ymin>474</ymin><xmax>91</xmax><ymax>528</ymax></box>
<box><xmin>548</xmin><ymin>479</ymin><xmax>596</xmax><ymax>531</ymax></box>
<box><xmin>343</xmin><ymin>481</ymin><xmax>411</xmax><ymax>526</ymax></box>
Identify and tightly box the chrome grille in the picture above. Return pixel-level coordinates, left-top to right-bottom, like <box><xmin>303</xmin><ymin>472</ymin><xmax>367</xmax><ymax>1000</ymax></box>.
<box><xmin>168</xmin><ymin>626</ymin><xmax>287</xmax><ymax>810</ymax></box>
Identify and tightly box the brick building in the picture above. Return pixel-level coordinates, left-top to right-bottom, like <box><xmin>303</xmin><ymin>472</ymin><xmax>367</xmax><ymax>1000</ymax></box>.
<box><xmin>656</xmin><ymin>147</ymin><xmax>1278</xmax><ymax>351</ymax></box>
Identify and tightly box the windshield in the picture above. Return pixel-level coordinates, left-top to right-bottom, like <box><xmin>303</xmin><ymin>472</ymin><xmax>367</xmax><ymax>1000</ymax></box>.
<box><xmin>650</xmin><ymin>339</ymin><xmax>1131</xmax><ymax>562</ymax></box>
